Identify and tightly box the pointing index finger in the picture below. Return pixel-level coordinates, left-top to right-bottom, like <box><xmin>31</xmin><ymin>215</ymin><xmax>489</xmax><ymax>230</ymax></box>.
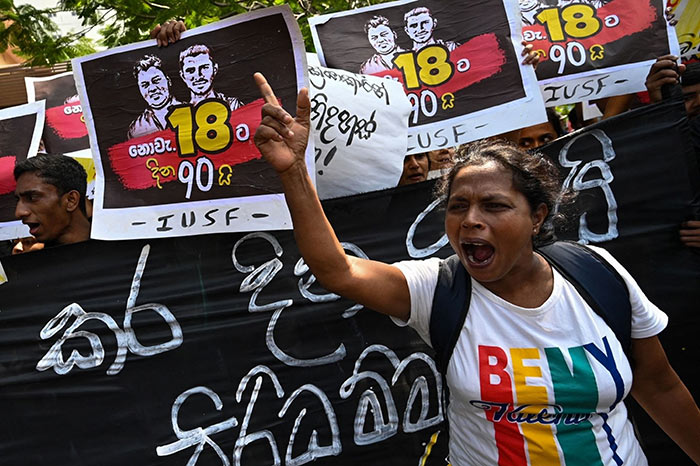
<box><xmin>254</xmin><ymin>72</ymin><xmax>279</xmax><ymax>106</ymax></box>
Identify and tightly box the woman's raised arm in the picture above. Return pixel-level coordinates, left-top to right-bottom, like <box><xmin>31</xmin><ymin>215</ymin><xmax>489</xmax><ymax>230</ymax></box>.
<box><xmin>253</xmin><ymin>72</ymin><xmax>411</xmax><ymax>322</ymax></box>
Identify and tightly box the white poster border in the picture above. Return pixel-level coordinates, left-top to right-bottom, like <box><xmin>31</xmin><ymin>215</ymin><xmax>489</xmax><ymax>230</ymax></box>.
<box><xmin>73</xmin><ymin>5</ymin><xmax>311</xmax><ymax>240</ymax></box>
<box><xmin>533</xmin><ymin>1</ymin><xmax>680</xmax><ymax>105</ymax></box>
<box><xmin>0</xmin><ymin>101</ymin><xmax>45</xmax><ymax>240</ymax></box>
<box><xmin>310</xmin><ymin>0</ymin><xmax>547</xmax><ymax>152</ymax></box>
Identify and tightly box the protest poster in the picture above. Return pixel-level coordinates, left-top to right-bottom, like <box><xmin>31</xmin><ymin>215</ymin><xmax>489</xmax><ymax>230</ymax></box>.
<box><xmin>72</xmin><ymin>5</ymin><xmax>310</xmax><ymax>240</ymax></box>
<box><xmin>309</xmin><ymin>0</ymin><xmax>547</xmax><ymax>153</ymax></box>
<box><xmin>25</xmin><ymin>72</ymin><xmax>91</xmax><ymax>157</ymax></box>
<box><xmin>0</xmin><ymin>101</ymin><xmax>45</xmax><ymax>240</ymax></box>
<box><xmin>539</xmin><ymin>98</ymin><xmax>700</xmax><ymax>465</ymax></box>
<box><xmin>520</xmin><ymin>0</ymin><xmax>680</xmax><ymax>106</ymax></box>
<box><xmin>0</xmin><ymin>182</ymin><xmax>452</xmax><ymax>466</ymax></box>
<box><xmin>669</xmin><ymin>0</ymin><xmax>700</xmax><ymax>62</ymax></box>
<box><xmin>306</xmin><ymin>54</ymin><xmax>412</xmax><ymax>199</ymax></box>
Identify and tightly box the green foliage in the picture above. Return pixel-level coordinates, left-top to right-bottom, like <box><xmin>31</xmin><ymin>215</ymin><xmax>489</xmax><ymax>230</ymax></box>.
<box><xmin>0</xmin><ymin>2</ymin><xmax>97</xmax><ymax>66</ymax></box>
<box><xmin>0</xmin><ymin>0</ymin><xmax>391</xmax><ymax>65</ymax></box>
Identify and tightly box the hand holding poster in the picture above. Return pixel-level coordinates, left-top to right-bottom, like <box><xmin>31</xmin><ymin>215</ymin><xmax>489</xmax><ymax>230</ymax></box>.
<box><xmin>24</xmin><ymin>72</ymin><xmax>90</xmax><ymax>157</ymax></box>
<box><xmin>0</xmin><ymin>101</ymin><xmax>45</xmax><ymax>240</ymax></box>
<box><xmin>73</xmin><ymin>6</ymin><xmax>311</xmax><ymax>240</ymax></box>
<box><xmin>521</xmin><ymin>0</ymin><xmax>680</xmax><ymax>105</ymax></box>
<box><xmin>307</xmin><ymin>54</ymin><xmax>412</xmax><ymax>199</ymax></box>
<box><xmin>309</xmin><ymin>0</ymin><xmax>547</xmax><ymax>153</ymax></box>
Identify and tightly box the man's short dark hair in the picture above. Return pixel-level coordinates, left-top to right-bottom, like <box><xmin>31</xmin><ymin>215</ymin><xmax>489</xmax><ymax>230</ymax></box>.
<box><xmin>681</xmin><ymin>61</ymin><xmax>700</xmax><ymax>87</ymax></box>
<box><xmin>404</xmin><ymin>6</ymin><xmax>432</xmax><ymax>24</ymax></box>
<box><xmin>14</xmin><ymin>154</ymin><xmax>88</xmax><ymax>215</ymax></box>
<box><xmin>133</xmin><ymin>55</ymin><xmax>163</xmax><ymax>79</ymax></box>
<box><xmin>179</xmin><ymin>44</ymin><xmax>213</xmax><ymax>69</ymax></box>
<box><xmin>364</xmin><ymin>15</ymin><xmax>391</xmax><ymax>34</ymax></box>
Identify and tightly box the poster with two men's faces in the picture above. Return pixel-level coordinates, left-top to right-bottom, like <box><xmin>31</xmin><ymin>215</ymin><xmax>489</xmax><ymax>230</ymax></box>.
<box><xmin>309</xmin><ymin>0</ymin><xmax>547</xmax><ymax>153</ymax></box>
<box><xmin>73</xmin><ymin>6</ymin><xmax>309</xmax><ymax>240</ymax></box>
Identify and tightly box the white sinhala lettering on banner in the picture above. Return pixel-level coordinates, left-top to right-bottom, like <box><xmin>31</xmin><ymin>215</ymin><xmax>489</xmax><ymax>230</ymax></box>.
<box><xmin>277</xmin><ymin>384</ymin><xmax>342</xmax><ymax>465</ymax></box>
<box><xmin>339</xmin><ymin>344</ymin><xmax>444</xmax><ymax>446</ymax></box>
<box><xmin>234</xmin><ymin>235</ymin><xmax>372</xmax><ymax>367</ymax></box>
<box><xmin>294</xmin><ymin>242</ymin><xmax>368</xmax><ymax>318</ymax></box>
<box><xmin>407</xmin><ymin>196</ymin><xmax>449</xmax><ymax>258</ymax></box>
<box><xmin>234</xmin><ymin>365</ymin><xmax>285</xmax><ymax>466</ymax></box>
<box><xmin>155</xmin><ymin>329</ymin><xmax>443</xmax><ymax>461</ymax></box>
<box><xmin>556</xmin><ymin>129</ymin><xmax>619</xmax><ymax>244</ymax></box>
<box><xmin>157</xmin><ymin>367</ymin><xmax>343</xmax><ymax>465</ymax></box>
<box><xmin>391</xmin><ymin>353</ymin><xmax>444</xmax><ymax>433</ymax></box>
<box><xmin>232</xmin><ymin>233</ymin><xmax>303</xmax><ymax>367</ymax></box>
<box><xmin>155</xmin><ymin>386</ymin><xmax>238</xmax><ymax>465</ymax></box>
<box><xmin>36</xmin><ymin>244</ymin><xmax>183</xmax><ymax>375</ymax></box>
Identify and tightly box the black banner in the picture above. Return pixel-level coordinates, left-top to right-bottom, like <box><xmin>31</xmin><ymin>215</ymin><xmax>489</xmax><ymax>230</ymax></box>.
<box><xmin>540</xmin><ymin>98</ymin><xmax>700</xmax><ymax>465</ymax></box>
<box><xmin>0</xmin><ymin>183</ymin><xmax>451</xmax><ymax>466</ymax></box>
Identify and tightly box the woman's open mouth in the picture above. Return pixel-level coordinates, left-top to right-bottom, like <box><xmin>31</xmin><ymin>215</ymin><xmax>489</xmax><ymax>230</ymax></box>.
<box><xmin>461</xmin><ymin>240</ymin><xmax>495</xmax><ymax>267</ymax></box>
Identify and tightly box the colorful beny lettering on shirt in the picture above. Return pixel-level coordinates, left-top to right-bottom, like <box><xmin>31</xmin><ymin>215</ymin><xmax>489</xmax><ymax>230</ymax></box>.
<box><xmin>474</xmin><ymin>338</ymin><xmax>624</xmax><ymax>465</ymax></box>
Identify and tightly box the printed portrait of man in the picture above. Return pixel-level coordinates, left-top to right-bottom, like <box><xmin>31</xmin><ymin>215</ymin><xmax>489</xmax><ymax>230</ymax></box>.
<box><xmin>519</xmin><ymin>0</ymin><xmax>545</xmax><ymax>25</ymax></box>
<box><xmin>179</xmin><ymin>44</ymin><xmax>243</xmax><ymax>111</ymax></box>
<box><xmin>128</xmin><ymin>55</ymin><xmax>182</xmax><ymax>140</ymax></box>
<box><xmin>557</xmin><ymin>0</ymin><xmax>611</xmax><ymax>7</ymax></box>
<box><xmin>403</xmin><ymin>6</ymin><xmax>460</xmax><ymax>52</ymax></box>
<box><xmin>359</xmin><ymin>15</ymin><xmax>406</xmax><ymax>75</ymax></box>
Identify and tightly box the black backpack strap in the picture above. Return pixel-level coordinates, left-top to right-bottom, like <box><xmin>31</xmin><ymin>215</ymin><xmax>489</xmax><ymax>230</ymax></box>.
<box><xmin>537</xmin><ymin>241</ymin><xmax>632</xmax><ymax>359</ymax></box>
<box><xmin>430</xmin><ymin>254</ymin><xmax>472</xmax><ymax>376</ymax></box>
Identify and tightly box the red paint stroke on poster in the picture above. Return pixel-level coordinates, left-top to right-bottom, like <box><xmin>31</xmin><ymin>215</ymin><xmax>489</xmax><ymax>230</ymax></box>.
<box><xmin>526</xmin><ymin>0</ymin><xmax>657</xmax><ymax>60</ymax></box>
<box><xmin>0</xmin><ymin>156</ymin><xmax>17</xmax><ymax>195</ymax></box>
<box><xmin>372</xmin><ymin>33</ymin><xmax>506</xmax><ymax>96</ymax></box>
<box><xmin>107</xmin><ymin>98</ymin><xmax>265</xmax><ymax>191</ymax></box>
<box><xmin>45</xmin><ymin>104</ymin><xmax>89</xmax><ymax>139</ymax></box>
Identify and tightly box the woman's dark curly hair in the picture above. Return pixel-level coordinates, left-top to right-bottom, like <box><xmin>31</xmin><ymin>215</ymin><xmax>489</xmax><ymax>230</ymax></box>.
<box><xmin>434</xmin><ymin>139</ymin><xmax>574</xmax><ymax>247</ymax></box>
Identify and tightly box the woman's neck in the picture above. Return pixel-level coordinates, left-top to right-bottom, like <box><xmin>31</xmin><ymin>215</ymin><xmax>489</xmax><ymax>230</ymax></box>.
<box><xmin>480</xmin><ymin>252</ymin><xmax>554</xmax><ymax>308</ymax></box>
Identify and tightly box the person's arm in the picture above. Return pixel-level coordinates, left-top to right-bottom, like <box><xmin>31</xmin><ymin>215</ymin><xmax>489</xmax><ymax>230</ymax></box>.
<box><xmin>645</xmin><ymin>55</ymin><xmax>686</xmax><ymax>103</ymax></box>
<box><xmin>253</xmin><ymin>73</ymin><xmax>411</xmax><ymax>321</ymax></box>
<box><xmin>680</xmin><ymin>220</ymin><xmax>700</xmax><ymax>248</ymax></box>
<box><xmin>594</xmin><ymin>94</ymin><xmax>634</xmax><ymax>119</ymax></box>
<box><xmin>631</xmin><ymin>336</ymin><xmax>700</xmax><ymax>464</ymax></box>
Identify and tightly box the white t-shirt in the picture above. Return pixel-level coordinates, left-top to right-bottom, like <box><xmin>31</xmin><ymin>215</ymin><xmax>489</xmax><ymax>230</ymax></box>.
<box><xmin>393</xmin><ymin>245</ymin><xmax>667</xmax><ymax>466</ymax></box>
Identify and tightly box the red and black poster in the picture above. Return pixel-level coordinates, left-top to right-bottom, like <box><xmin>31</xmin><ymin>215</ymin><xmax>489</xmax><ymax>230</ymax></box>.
<box><xmin>520</xmin><ymin>0</ymin><xmax>679</xmax><ymax>105</ymax></box>
<box><xmin>25</xmin><ymin>72</ymin><xmax>90</xmax><ymax>156</ymax></box>
<box><xmin>73</xmin><ymin>6</ymin><xmax>312</xmax><ymax>240</ymax></box>
<box><xmin>309</xmin><ymin>0</ymin><xmax>547</xmax><ymax>153</ymax></box>
<box><xmin>0</xmin><ymin>101</ymin><xmax>45</xmax><ymax>240</ymax></box>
